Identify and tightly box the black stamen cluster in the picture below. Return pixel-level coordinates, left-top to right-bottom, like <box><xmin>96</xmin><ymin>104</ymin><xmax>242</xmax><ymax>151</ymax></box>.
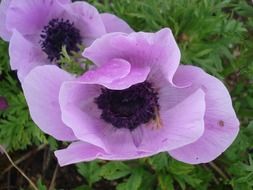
<box><xmin>95</xmin><ymin>82</ymin><xmax>159</xmax><ymax>130</ymax></box>
<box><xmin>40</xmin><ymin>18</ymin><xmax>82</xmax><ymax>61</ymax></box>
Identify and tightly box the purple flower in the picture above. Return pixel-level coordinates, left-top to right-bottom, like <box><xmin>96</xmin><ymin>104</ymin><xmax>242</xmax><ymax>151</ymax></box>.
<box><xmin>0</xmin><ymin>0</ymin><xmax>70</xmax><ymax>41</ymax></box>
<box><xmin>0</xmin><ymin>96</ymin><xmax>8</xmax><ymax>111</ymax></box>
<box><xmin>0</xmin><ymin>0</ymin><xmax>133</xmax><ymax>81</ymax></box>
<box><xmin>22</xmin><ymin>28</ymin><xmax>239</xmax><ymax>166</ymax></box>
<box><xmin>0</xmin><ymin>0</ymin><xmax>11</xmax><ymax>41</ymax></box>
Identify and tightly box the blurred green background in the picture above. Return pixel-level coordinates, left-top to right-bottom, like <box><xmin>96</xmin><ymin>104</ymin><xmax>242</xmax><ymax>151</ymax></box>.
<box><xmin>0</xmin><ymin>0</ymin><xmax>253</xmax><ymax>189</ymax></box>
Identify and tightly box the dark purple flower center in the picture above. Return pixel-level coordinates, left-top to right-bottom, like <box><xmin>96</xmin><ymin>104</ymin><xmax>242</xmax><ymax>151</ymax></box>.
<box><xmin>40</xmin><ymin>18</ymin><xmax>82</xmax><ymax>61</ymax></box>
<box><xmin>95</xmin><ymin>81</ymin><xmax>159</xmax><ymax>130</ymax></box>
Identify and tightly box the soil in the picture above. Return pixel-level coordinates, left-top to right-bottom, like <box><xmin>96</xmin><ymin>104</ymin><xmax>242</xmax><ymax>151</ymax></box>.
<box><xmin>0</xmin><ymin>145</ymin><xmax>115</xmax><ymax>190</ymax></box>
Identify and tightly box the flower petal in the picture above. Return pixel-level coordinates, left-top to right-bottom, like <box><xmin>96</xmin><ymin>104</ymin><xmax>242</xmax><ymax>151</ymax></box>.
<box><xmin>55</xmin><ymin>141</ymin><xmax>106</xmax><ymax>166</ymax></box>
<box><xmin>9</xmin><ymin>30</ymin><xmax>46</xmax><ymax>81</ymax></box>
<box><xmin>59</xmin><ymin>81</ymin><xmax>105</xmax><ymax>147</ymax></box>
<box><xmin>22</xmin><ymin>65</ymin><xmax>77</xmax><ymax>141</ymax></box>
<box><xmin>100</xmin><ymin>13</ymin><xmax>134</xmax><ymax>33</ymax></box>
<box><xmin>59</xmin><ymin>81</ymin><xmax>138</xmax><ymax>154</ymax></box>
<box><xmin>137</xmin><ymin>89</ymin><xmax>205</xmax><ymax>153</ymax></box>
<box><xmin>55</xmin><ymin>141</ymin><xmax>154</xmax><ymax>166</ymax></box>
<box><xmin>0</xmin><ymin>0</ymin><xmax>12</xmax><ymax>41</ymax></box>
<box><xmin>80</xmin><ymin>58</ymin><xmax>150</xmax><ymax>90</ymax></box>
<box><xmin>168</xmin><ymin>65</ymin><xmax>239</xmax><ymax>164</ymax></box>
<box><xmin>6</xmin><ymin>0</ymin><xmax>65</xmax><ymax>35</ymax></box>
<box><xmin>80</xmin><ymin>58</ymin><xmax>131</xmax><ymax>84</ymax></box>
<box><xmin>83</xmin><ymin>28</ymin><xmax>180</xmax><ymax>84</ymax></box>
<box><xmin>107</xmin><ymin>64</ymin><xmax>150</xmax><ymax>90</ymax></box>
<box><xmin>60</xmin><ymin>1</ymin><xmax>106</xmax><ymax>46</ymax></box>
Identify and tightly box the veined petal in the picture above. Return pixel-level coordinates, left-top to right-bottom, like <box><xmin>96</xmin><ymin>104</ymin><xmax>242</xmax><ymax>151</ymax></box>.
<box><xmin>100</xmin><ymin>13</ymin><xmax>134</xmax><ymax>33</ymax></box>
<box><xmin>80</xmin><ymin>58</ymin><xmax>131</xmax><ymax>84</ymax></box>
<box><xmin>6</xmin><ymin>0</ymin><xmax>65</xmax><ymax>35</ymax></box>
<box><xmin>168</xmin><ymin>65</ymin><xmax>239</xmax><ymax>164</ymax></box>
<box><xmin>55</xmin><ymin>141</ymin><xmax>106</xmax><ymax>166</ymax></box>
<box><xmin>55</xmin><ymin>141</ymin><xmax>153</xmax><ymax>166</ymax></box>
<box><xmin>59</xmin><ymin>80</ymin><xmax>138</xmax><ymax>154</ymax></box>
<box><xmin>0</xmin><ymin>0</ymin><xmax>12</xmax><ymax>41</ymax></box>
<box><xmin>80</xmin><ymin>58</ymin><xmax>150</xmax><ymax>90</ymax></box>
<box><xmin>83</xmin><ymin>28</ymin><xmax>180</xmax><ymax>84</ymax></box>
<box><xmin>137</xmin><ymin>89</ymin><xmax>205</xmax><ymax>153</ymax></box>
<box><xmin>9</xmin><ymin>30</ymin><xmax>46</xmax><ymax>81</ymax></box>
<box><xmin>60</xmin><ymin>1</ymin><xmax>106</xmax><ymax>46</ymax></box>
<box><xmin>22</xmin><ymin>65</ymin><xmax>77</xmax><ymax>141</ymax></box>
<box><xmin>59</xmin><ymin>81</ymin><xmax>105</xmax><ymax>148</ymax></box>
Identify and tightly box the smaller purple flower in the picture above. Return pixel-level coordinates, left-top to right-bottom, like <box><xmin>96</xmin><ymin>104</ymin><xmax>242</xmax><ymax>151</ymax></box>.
<box><xmin>0</xmin><ymin>0</ymin><xmax>133</xmax><ymax>81</ymax></box>
<box><xmin>0</xmin><ymin>0</ymin><xmax>11</xmax><ymax>41</ymax></box>
<box><xmin>0</xmin><ymin>96</ymin><xmax>8</xmax><ymax>111</ymax></box>
<box><xmin>22</xmin><ymin>28</ymin><xmax>239</xmax><ymax>166</ymax></box>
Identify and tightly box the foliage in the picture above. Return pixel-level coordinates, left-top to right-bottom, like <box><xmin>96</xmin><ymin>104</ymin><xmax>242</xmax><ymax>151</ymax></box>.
<box><xmin>0</xmin><ymin>0</ymin><xmax>252</xmax><ymax>189</ymax></box>
<box><xmin>0</xmin><ymin>41</ymin><xmax>47</xmax><ymax>151</ymax></box>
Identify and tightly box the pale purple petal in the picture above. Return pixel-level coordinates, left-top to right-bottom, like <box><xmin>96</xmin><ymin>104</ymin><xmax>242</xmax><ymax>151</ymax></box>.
<box><xmin>22</xmin><ymin>65</ymin><xmax>77</xmax><ymax>141</ymax></box>
<box><xmin>60</xmin><ymin>1</ymin><xmax>106</xmax><ymax>46</ymax></box>
<box><xmin>0</xmin><ymin>0</ymin><xmax>12</xmax><ymax>41</ymax></box>
<box><xmin>168</xmin><ymin>65</ymin><xmax>239</xmax><ymax>164</ymax></box>
<box><xmin>83</xmin><ymin>28</ymin><xmax>180</xmax><ymax>84</ymax></box>
<box><xmin>106</xmin><ymin>64</ymin><xmax>150</xmax><ymax>90</ymax></box>
<box><xmin>100</xmin><ymin>13</ymin><xmax>134</xmax><ymax>33</ymax></box>
<box><xmin>55</xmin><ymin>141</ymin><xmax>106</xmax><ymax>166</ymax></box>
<box><xmin>136</xmin><ymin>89</ymin><xmax>205</xmax><ymax>153</ymax></box>
<box><xmin>9</xmin><ymin>30</ymin><xmax>47</xmax><ymax>81</ymax></box>
<box><xmin>102</xmin><ymin>127</ymin><xmax>138</xmax><ymax>155</ymax></box>
<box><xmin>80</xmin><ymin>58</ymin><xmax>150</xmax><ymax>90</ymax></box>
<box><xmin>55</xmin><ymin>141</ymin><xmax>153</xmax><ymax>166</ymax></box>
<box><xmin>59</xmin><ymin>81</ymin><xmax>105</xmax><ymax>148</ymax></box>
<box><xmin>6</xmin><ymin>0</ymin><xmax>65</xmax><ymax>36</ymax></box>
<box><xmin>59</xmin><ymin>81</ymin><xmax>138</xmax><ymax>154</ymax></box>
<box><xmin>80</xmin><ymin>58</ymin><xmax>131</xmax><ymax>84</ymax></box>
<box><xmin>59</xmin><ymin>0</ymin><xmax>71</xmax><ymax>3</ymax></box>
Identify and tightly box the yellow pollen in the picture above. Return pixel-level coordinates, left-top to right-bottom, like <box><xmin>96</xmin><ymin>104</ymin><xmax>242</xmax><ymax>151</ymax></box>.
<box><xmin>154</xmin><ymin>107</ymin><xmax>163</xmax><ymax>129</ymax></box>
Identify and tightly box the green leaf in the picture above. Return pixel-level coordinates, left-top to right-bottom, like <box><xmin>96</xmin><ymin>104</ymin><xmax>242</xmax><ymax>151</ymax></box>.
<box><xmin>100</xmin><ymin>161</ymin><xmax>131</xmax><ymax>180</ymax></box>
<box><xmin>74</xmin><ymin>185</ymin><xmax>93</xmax><ymax>190</ymax></box>
<box><xmin>76</xmin><ymin>161</ymin><xmax>102</xmax><ymax>187</ymax></box>
<box><xmin>148</xmin><ymin>153</ymin><xmax>169</xmax><ymax>171</ymax></box>
<box><xmin>169</xmin><ymin>160</ymin><xmax>194</xmax><ymax>175</ymax></box>
<box><xmin>117</xmin><ymin>169</ymin><xmax>143</xmax><ymax>190</ymax></box>
<box><xmin>47</xmin><ymin>136</ymin><xmax>58</xmax><ymax>151</ymax></box>
<box><xmin>36</xmin><ymin>179</ymin><xmax>47</xmax><ymax>190</ymax></box>
<box><xmin>158</xmin><ymin>174</ymin><xmax>174</xmax><ymax>190</ymax></box>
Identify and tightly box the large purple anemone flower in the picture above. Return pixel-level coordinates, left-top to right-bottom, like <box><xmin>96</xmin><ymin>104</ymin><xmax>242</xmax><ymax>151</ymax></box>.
<box><xmin>0</xmin><ymin>0</ymin><xmax>133</xmax><ymax>80</ymax></box>
<box><xmin>22</xmin><ymin>28</ymin><xmax>239</xmax><ymax>166</ymax></box>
